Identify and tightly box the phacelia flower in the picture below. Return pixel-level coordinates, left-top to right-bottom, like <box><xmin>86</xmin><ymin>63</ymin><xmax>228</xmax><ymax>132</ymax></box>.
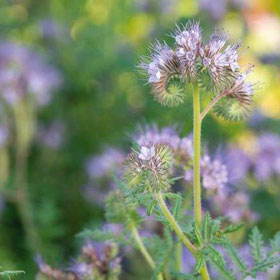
<box><xmin>253</xmin><ymin>133</ymin><xmax>280</xmax><ymax>181</ymax></box>
<box><xmin>123</xmin><ymin>143</ymin><xmax>173</xmax><ymax>191</ymax></box>
<box><xmin>0</xmin><ymin>42</ymin><xmax>61</xmax><ymax>107</ymax></box>
<box><xmin>134</xmin><ymin>124</ymin><xmax>193</xmax><ymax>165</ymax></box>
<box><xmin>201</xmin><ymin>154</ymin><xmax>228</xmax><ymax>192</ymax></box>
<box><xmin>225</xmin><ymin>146</ymin><xmax>251</xmax><ymax>184</ymax></box>
<box><xmin>173</xmin><ymin>21</ymin><xmax>202</xmax><ymax>81</ymax></box>
<box><xmin>86</xmin><ymin>148</ymin><xmax>124</xmax><ymax>179</ymax></box>
<box><xmin>199</xmin><ymin>30</ymin><xmax>240</xmax><ymax>90</ymax></box>
<box><xmin>139</xmin><ymin>42</ymin><xmax>185</xmax><ymax>107</ymax></box>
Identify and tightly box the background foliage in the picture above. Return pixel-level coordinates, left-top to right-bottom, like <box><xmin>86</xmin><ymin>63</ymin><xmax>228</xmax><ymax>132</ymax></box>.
<box><xmin>0</xmin><ymin>0</ymin><xmax>280</xmax><ymax>279</ymax></box>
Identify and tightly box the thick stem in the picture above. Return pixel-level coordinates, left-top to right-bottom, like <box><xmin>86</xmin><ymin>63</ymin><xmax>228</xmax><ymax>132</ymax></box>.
<box><xmin>13</xmin><ymin>102</ymin><xmax>40</xmax><ymax>254</ymax></box>
<box><xmin>193</xmin><ymin>83</ymin><xmax>212</xmax><ymax>280</ymax></box>
<box><xmin>193</xmin><ymin>83</ymin><xmax>201</xmax><ymax>227</ymax></box>
<box><xmin>175</xmin><ymin>241</ymin><xmax>182</xmax><ymax>271</ymax></box>
<box><xmin>131</xmin><ymin>225</ymin><xmax>164</xmax><ymax>280</ymax></box>
<box><xmin>15</xmin><ymin>147</ymin><xmax>40</xmax><ymax>254</ymax></box>
<box><xmin>155</xmin><ymin>192</ymin><xmax>197</xmax><ymax>255</ymax></box>
<box><xmin>200</xmin><ymin>91</ymin><xmax>228</xmax><ymax>121</ymax></box>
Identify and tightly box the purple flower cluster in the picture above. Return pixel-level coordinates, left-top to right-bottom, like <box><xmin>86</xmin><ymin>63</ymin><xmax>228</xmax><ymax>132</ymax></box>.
<box><xmin>0</xmin><ymin>42</ymin><xmax>61</xmax><ymax>107</ymax></box>
<box><xmin>199</xmin><ymin>0</ymin><xmax>246</xmax><ymax>21</ymax></box>
<box><xmin>225</xmin><ymin>132</ymin><xmax>280</xmax><ymax>183</ymax></box>
<box><xmin>135</xmin><ymin>124</ymin><xmax>193</xmax><ymax>164</ymax></box>
<box><xmin>83</xmin><ymin>147</ymin><xmax>125</xmax><ymax>205</ymax></box>
<box><xmin>212</xmin><ymin>190</ymin><xmax>258</xmax><ymax>223</ymax></box>
<box><xmin>184</xmin><ymin>153</ymin><xmax>228</xmax><ymax>193</ymax></box>
<box><xmin>36</xmin><ymin>241</ymin><xmax>122</xmax><ymax>280</ymax></box>
<box><xmin>36</xmin><ymin>121</ymin><xmax>66</xmax><ymax>149</ymax></box>
<box><xmin>139</xmin><ymin>21</ymin><xmax>254</xmax><ymax>109</ymax></box>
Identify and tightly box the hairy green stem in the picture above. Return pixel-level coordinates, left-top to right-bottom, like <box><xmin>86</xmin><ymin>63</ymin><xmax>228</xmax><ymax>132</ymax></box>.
<box><xmin>13</xmin><ymin>103</ymin><xmax>40</xmax><ymax>254</ymax></box>
<box><xmin>155</xmin><ymin>192</ymin><xmax>211</xmax><ymax>279</ymax></box>
<box><xmin>200</xmin><ymin>91</ymin><xmax>228</xmax><ymax>121</ymax></box>
<box><xmin>154</xmin><ymin>191</ymin><xmax>197</xmax><ymax>255</ymax></box>
<box><xmin>193</xmin><ymin>83</ymin><xmax>202</xmax><ymax>227</ymax></box>
<box><xmin>131</xmin><ymin>225</ymin><xmax>164</xmax><ymax>280</ymax></box>
<box><xmin>15</xmin><ymin>147</ymin><xmax>40</xmax><ymax>254</ymax></box>
<box><xmin>193</xmin><ymin>83</ymin><xmax>212</xmax><ymax>280</ymax></box>
<box><xmin>175</xmin><ymin>240</ymin><xmax>182</xmax><ymax>271</ymax></box>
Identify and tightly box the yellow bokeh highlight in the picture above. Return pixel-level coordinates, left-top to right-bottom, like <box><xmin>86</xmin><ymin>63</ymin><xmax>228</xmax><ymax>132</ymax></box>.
<box><xmin>85</xmin><ymin>0</ymin><xmax>111</xmax><ymax>25</ymax></box>
<box><xmin>70</xmin><ymin>18</ymin><xmax>88</xmax><ymax>39</ymax></box>
<box><xmin>118</xmin><ymin>72</ymin><xmax>145</xmax><ymax>109</ymax></box>
<box><xmin>221</xmin><ymin>13</ymin><xmax>244</xmax><ymax>41</ymax></box>
<box><xmin>116</xmin><ymin>13</ymin><xmax>154</xmax><ymax>45</ymax></box>
<box><xmin>235</xmin><ymin>131</ymin><xmax>258</xmax><ymax>157</ymax></box>
<box><xmin>175</xmin><ymin>0</ymin><xmax>198</xmax><ymax>17</ymax></box>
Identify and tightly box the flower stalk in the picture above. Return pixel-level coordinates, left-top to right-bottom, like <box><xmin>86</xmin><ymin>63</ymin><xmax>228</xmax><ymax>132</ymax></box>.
<box><xmin>193</xmin><ymin>82</ymin><xmax>202</xmax><ymax>227</ymax></box>
<box><xmin>200</xmin><ymin>91</ymin><xmax>228</xmax><ymax>121</ymax></box>
<box><xmin>154</xmin><ymin>191</ymin><xmax>197</xmax><ymax>255</ymax></box>
<box><xmin>131</xmin><ymin>224</ymin><xmax>164</xmax><ymax>280</ymax></box>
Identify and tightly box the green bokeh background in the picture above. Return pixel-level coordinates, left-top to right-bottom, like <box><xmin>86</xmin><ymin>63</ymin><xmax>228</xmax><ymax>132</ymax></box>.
<box><xmin>0</xmin><ymin>0</ymin><xmax>280</xmax><ymax>278</ymax></box>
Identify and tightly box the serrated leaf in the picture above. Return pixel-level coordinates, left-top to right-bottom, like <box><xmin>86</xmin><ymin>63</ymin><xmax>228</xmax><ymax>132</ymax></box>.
<box><xmin>170</xmin><ymin>271</ymin><xmax>199</xmax><ymax>280</ymax></box>
<box><xmin>147</xmin><ymin>200</ymin><xmax>157</xmax><ymax>216</ymax></box>
<box><xmin>268</xmin><ymin>231</ymin><xmax>280</xmax><ymax>255</ymax></box>
<box><xmin>225</xmin><ymin>242</ymin><xmax>248</xmax><ymax>273</ymax></box>
<box><xmin>202</xmin><ymin>212</ymin><xmax>211</xmax><ymax>243</ymax></box>
<box><xmin>172</xmin><ymin>195</ymin><xmax>182</xmax><ymax>220</ymax></box>
<box><xmin>206</xmin><ymin>245</ymin><xmax>226</xmax><ymax>268</ymax></box>
<box><xmin>208</xmin><ymin>254</ymin><xmax>234</xmax><ymax>280</ymax></box>
<box><xmin>222</xmin><ymin>223</ymin><xmax>244</xmax><ymax>234</ymax></box>
<box><xmin>0</xmin><ymin>270</ymin><xmax>25</xmax><ymax>280</ymax></box>
<box><xmin>249</xmin><ymin>256</ymin><xmax>280</xmax><ymax>277</ymax></box>
<box><xmin>210</xmin><ymin>220</ymin><xmax>221</xmax><ymax>240</ymax></box>
<box><xmin>194</xmin><ymin>254</ymin><xmax>205</xmax><ymax>274</ymax></box>
<box><xmin>193</xmin><ymin>223</ymin><xmax>203</xmax><ymax>247</ymax></box>
<box><xmin>249</xmin><ymin>227</ymin><xmax>264</xmax><ymax>263</ymax></box>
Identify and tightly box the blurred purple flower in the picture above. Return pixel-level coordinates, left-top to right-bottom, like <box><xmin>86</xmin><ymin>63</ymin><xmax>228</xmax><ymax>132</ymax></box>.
<box><xmin>0</xmin><ymin>124</ymin><xmax>9</xmax><ymax>147</ymax></box>
<box><xmin>212</xmin><ymin>189</ymin><xmax>258</xmax><ymax>223</ymax></box>
<box><xmin>83</xmin><ymin>147</ymin><xmax>124</xmax><ymax>206</ymax></box>
<box><xmin>225</xmin><ymin>146</ymin><xmax>250</xmax><ymax>184</ymax></box>
<box><xmin>86</xmin><ymin>147</ymin><xmax>124</xmax><ymax>179</ymax></box>
<box><xmin>199</xmin><ymin>0</ymin><xmax>247</xmax><ymax>21</ymax></box>
<box><xmin>36</xmin><ymin>121</ymin><xmax>65</xmax><ymax>149</ymax></box>
<box><xmin>253</xmin><ymin>133</ymin><xmax>280</xmax><ymax>181</ymax></box>
<box><xmin>201</xmin><ymin>153</ymin><xmax>228</xmax><ymax>192</ymax></box>
<box><xmin>0</xmin><ymin>42</ymin><xmax>61</xmax><ymax>107</ymax></box>
<box><xmin>40</xmin><ymin>19</ymin><xmax>65</xmax><ymax>40</ymax></box>
<box><xmin>135</xmin><ymin>124</ymin><xmax>193</xmax><ymax>163</ymax></box>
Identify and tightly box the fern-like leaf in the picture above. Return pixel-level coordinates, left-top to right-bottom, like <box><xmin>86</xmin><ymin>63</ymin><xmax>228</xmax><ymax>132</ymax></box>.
<box><xmin>249</xmin><ymin>227</ymin><xmax>264</xmax><ymax>263</ymax></box>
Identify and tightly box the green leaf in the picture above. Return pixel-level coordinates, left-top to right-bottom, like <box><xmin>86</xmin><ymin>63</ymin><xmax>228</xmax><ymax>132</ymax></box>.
<box><xmin>249</xmin><ymin>256</ymin><xmax>280</xmax><ymax>277</ymax></box>
<box><xmin>147</xmin><ymin>200</ymin><xmax>157</xmax><ymax>216</ymax></box>
<box><xmin>249</xmin><ymin>227</ymin><xmax>264</xmax><ymax>263</ymax></box>
<box><xmin>170</xmin><ymin>271</ymin><xmax>199</xmax><ymax>280</ymax></box>
<box><xmin>222</xmin><ymin>223</ymin><xmax>244</xmax><ymax>234</ymax></box>
<box><xmin>194</xmin><ymin>254</ymin><xmax>205</xmax><ymax>274</ymax></box>
<box><xmin>225</xmin><ymin>242</ymin><xmax>248</xmax><ymax>273</ymax></box>
<box><xmin>202</xmin><ymin>212</ymin><xmax>211</xmax><ymax>243</ymax></box>
<box><xmin>172</xmin><ymin>194</ymin><xmax>182</xmax><ymax>220</ymax></box>
<box><xmin>269</xmin><ymin>231</ymin><xmax>280</xmax><ymax>255</ymax></box>
<box><xmin>193</xmin><ymin>223</ymin><xmax>203</xmax><ymax>247</ymax></box>
<box><xmin>208</xmin><ymin>255</ymin><xmax>234</xmax><ymax>280</ymax></box>
<box><xmin>207</xmin><ymin>245</ymin><xmax>226</xmax><ymax>267</ymax></box>
<box><xmin>0</xmin><ymin>270</ymin><xmax>25</xmax><ymax>280</ymax></box>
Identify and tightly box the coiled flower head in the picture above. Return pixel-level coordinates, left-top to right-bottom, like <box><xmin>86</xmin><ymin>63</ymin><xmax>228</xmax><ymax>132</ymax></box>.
<box><xmin>173</xmin><ymin>21</ymin><xmax>202</xmax><ymax>81</ymax></box>
<box><xmin>199</xmin><ymin>30</ymin><xmax>240</xmax><ymax>91</ymax></box>
<box><xmin>139</xmin><ymin>42</ymin><xmax>185</xmax><ymax>107</ymax></box>
<box><xmin>123</xmin><ymin>144</ymin><xmax>173</xmax><ymax>191</ymax></box>
<box><xmin>214</xmin><ymin>66</ymin><xmax>258</xmax><ymax>121</ymax></box>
